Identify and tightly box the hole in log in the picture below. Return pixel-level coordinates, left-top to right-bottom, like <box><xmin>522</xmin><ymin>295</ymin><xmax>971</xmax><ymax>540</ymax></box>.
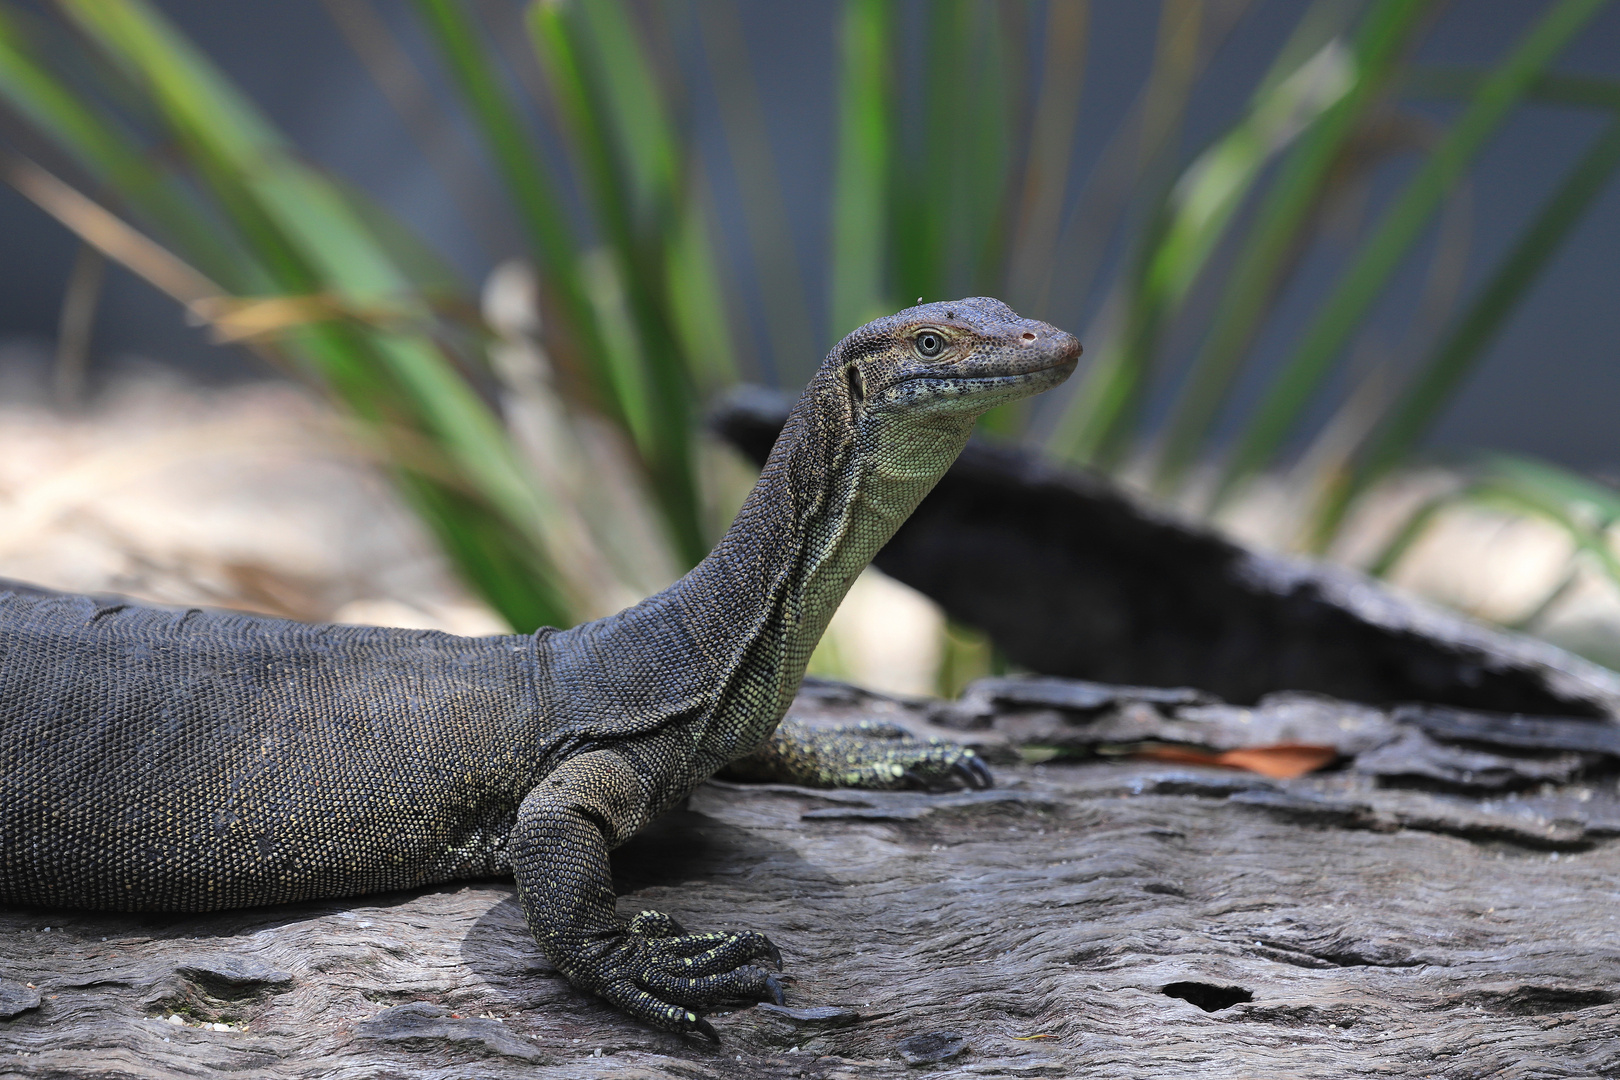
<box><xmin>1162</xmin><ymin>981</ymin><xmax>1253</xmax><ymax>1012</ymax></box>
<box><xmin>1469</xmin><ymin>986</ymin><xmax>1616</xmax><ymax>1015</ymax></box>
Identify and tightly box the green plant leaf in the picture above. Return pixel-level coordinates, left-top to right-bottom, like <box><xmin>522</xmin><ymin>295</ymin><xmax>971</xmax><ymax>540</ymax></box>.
<box><xmin>830</xmin><ymin>0</ymin><xmax>891</xmax><ymax>337</ymax></box>
<box><xmin>410</xmin><ymin>0</ymin><xmax>611</xmax><ymax>392</ymax></box>
<box><xmin>1003</xmin><ymin>0</ymin><xmax>1089</xmax><ymax>312</ymax></box>
<box><xmin>0</xmin><ymin>2</ymin><xmax>251</xmax><ymax>288</ymax></box>
<box><xmin>1055</xmin><ymin>6</ymin><xmax>1358</xmax><ymax>467</ymax></box>
<box><xmin>1212</xmin><ymin>0</ymin><xmax>1609</xmax><ymax>508</ymax></box>
<box><xmin>1149</xmin><ymin>0</ymin><xmax>1441</xmax><ymax>493</ymax></box>
<box><xmin>47</xmin><ymin>0</ymin><xmax>577</xmax><ymax>631</ymax></box>
<box><xmin>696</xmin><ymin>0</ymin><xmax>816</xmax><ymax>375</ymax></box>
<box><xmin>1307</xmin><ymin>114</ymin><xmax>1620</xmax><ymax>548</ymax></box>
<box><xmin>1370</xmin><ymin>453</ymin><xmax>1620</xmax><ymax>613</ymax></box>
<box><xmin>525</xmin><ymin>0</ymin><xmax>707</xmax><ymax>564</ymax></box>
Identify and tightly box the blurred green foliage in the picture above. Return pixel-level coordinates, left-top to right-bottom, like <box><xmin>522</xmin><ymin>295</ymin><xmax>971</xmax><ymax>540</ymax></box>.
<box><xmin>1</xmin><ymin>0</ymin><xmax>1617</xmax><ymax>676</ymax></box>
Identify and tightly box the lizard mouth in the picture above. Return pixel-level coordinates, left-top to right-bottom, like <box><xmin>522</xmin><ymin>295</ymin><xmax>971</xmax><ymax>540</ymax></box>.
<box><xmin>1016</xmin><ymin>353</ymin><xmax>1082</xmax><ymax>376</ymax></box>
<box><xmin>904</xmin><ymin>333</ymin><xmax>1082</xmax><ymax>385</ymax></box>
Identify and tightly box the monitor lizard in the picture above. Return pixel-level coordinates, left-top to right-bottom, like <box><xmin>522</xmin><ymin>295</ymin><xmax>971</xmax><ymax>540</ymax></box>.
<box><xmin>0</xmin><ymin>297</ymin><xmax>1079</xmax><ymax>1042</ymax></box>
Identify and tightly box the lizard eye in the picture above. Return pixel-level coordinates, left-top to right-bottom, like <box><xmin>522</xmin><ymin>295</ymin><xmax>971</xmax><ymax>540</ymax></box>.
<box><xmin>915</xmin><ymin>331</ymin><xmax>945</xmax><ymax>358</ymax></box>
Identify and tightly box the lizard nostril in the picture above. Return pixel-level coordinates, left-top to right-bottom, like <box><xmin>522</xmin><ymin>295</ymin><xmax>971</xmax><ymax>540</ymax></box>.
<box><xmin>1021</xmin><ymin>332</ymin><xmax>1036</xmax><ymax>341</ymax></box>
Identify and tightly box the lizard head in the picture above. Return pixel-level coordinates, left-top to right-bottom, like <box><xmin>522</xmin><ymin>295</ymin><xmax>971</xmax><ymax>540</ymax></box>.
<box><xmin>833</xmin><ymin>296</ymin><xmax>1080</xmax><ymax>421</ymax></box>
<box><xmin>753</xmin><ymin>297</ymin><xmax>1080</xmax><ymax>530</ymax></box>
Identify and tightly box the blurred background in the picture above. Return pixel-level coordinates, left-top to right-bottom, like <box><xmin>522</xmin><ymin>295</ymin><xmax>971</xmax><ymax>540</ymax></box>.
<box><xmin>1</xmin><ymin>0</ymin><xmax>1618</xmax><ymax>696</ymax></box>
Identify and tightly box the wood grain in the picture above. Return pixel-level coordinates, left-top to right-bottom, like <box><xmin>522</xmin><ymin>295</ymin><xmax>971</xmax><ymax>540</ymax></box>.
<box><xmin>4</xmin><ymin>679</ymin><xmax>1618</xmax><ymax>1077</ymax></box>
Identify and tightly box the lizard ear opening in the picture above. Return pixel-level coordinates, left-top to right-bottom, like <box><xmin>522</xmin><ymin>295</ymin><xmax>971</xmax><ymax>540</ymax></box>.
<box><xmin>845</xmin><ymin>364</ymin><xmax>866</xmax><ymax>405</ymax></box>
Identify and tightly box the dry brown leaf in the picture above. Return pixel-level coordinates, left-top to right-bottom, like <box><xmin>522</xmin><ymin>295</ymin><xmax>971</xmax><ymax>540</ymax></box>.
<box><xmin>1133</xmin><ymin>742</ymin><xmax>1338</xmax><ymax>779</ymax></box>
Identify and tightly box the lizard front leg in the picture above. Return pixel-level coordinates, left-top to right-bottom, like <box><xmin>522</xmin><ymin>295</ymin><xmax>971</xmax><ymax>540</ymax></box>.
<box><xmin>721</xmin><ymin>717</ymin><xmax>993</xmax><ymax>790</ymax></box>
<box><xmin>509</xmin><ymin>749</ymin><xmax>783</xmax><ymax>1042</ymax></box>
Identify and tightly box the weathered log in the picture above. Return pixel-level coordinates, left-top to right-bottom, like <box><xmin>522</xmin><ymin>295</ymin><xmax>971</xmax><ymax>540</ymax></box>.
<box><xmin>715</xmin><ymin>389</ymin><xmax>1620</xmax><ymax>718</ymax></box>
<box><xmin>4</xmin><ymin>678</ymin><xmax>1617</xmax><ymax>1078</ymax></box>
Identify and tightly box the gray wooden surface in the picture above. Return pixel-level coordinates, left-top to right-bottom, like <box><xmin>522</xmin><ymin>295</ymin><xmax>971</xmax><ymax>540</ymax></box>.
<box><xmin>4</xmin><ymin>681</ymin><xmax>1619</xmax><ymax>1078</ymax></box>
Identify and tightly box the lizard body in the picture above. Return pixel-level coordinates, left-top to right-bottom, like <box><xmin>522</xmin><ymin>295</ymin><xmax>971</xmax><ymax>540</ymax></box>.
<box><xmin>0</xmin><ymin>298</ymin><xmax>1078</xmax><ymax>1040</ymax></box>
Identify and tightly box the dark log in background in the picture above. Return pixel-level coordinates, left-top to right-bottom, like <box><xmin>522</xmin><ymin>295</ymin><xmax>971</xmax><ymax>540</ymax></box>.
<box><xmin>715</xmin><ymin>391</ymin><xmax>1620</xmax><ymax>720</ymax></box>
<box><xmin>4</xmin><ymin>680</ymin><xmax>1619</xmax><ymax>1078</ymax></box>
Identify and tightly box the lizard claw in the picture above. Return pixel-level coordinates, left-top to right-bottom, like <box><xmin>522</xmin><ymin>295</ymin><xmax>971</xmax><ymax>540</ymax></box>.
<box><xmin>890</xmin><ymin>745</ymin><xmax>993</xmax><ymax>791</ymax></box>
<box><xmin>955</xmin><ymin>753</ymin><xmax>994</xmax><ymax>790</ymax></box>
<box><xmin>688</xmin><ymin>1016</ymin><xmax>721</xmax><ymax>1045</ymax></box>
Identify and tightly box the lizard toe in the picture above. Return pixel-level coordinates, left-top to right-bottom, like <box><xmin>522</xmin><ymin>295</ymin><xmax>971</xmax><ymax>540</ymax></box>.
<box><xmin>648</xmin><ymin>930</ymin><xmax>780</xmax><ymax>976</ymax></box>
<box><xmin>639</xmin><ymin>964</ymin><xmax>785</xmax><ymax>1009</ymax></box>
<box><xmin>891</xmin><ymin>743</ymin><xmax>993</xmax><ymax>791</ymax></box>
<box><xmin>595</xmin><ymin>980</ymin><xmax>716</xmax><ymax>1040</ymax></box>
<box><xmin>852</xmin><ymin>721</ymin><xmax>914</xmax><ymax>740</ymax></box>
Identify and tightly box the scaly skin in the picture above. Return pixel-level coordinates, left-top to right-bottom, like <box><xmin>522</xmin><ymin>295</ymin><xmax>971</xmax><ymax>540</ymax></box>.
<box><xmin>0</xmin><ymin>298</ymin><xmax>1078</xmax><ymax>1042</ymax></box>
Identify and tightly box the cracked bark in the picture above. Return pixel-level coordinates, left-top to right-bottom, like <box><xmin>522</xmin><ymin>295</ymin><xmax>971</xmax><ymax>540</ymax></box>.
<box><xmin>3</xmin><ymin>679</ymin><xmax>1617</xmax><ymax>1078</ymax></box>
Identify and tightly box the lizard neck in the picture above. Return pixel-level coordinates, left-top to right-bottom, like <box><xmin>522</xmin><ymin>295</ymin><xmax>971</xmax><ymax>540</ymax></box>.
<box><xmin>547</xmin><ymin>367</ymin><xmax>975</xmax><ymax>764</ymax></box>
<box><xmin>688</xmin><ymin>370</ymin><xmax>975</xmax><ymax>751</ymax></box>
<box><xmin>744</xmin><ymin>389</ymin><xmax>967</xmax><ymax>648</ymax></box>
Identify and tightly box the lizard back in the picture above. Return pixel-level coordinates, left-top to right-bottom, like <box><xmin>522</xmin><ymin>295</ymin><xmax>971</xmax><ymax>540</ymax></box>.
<box><xmin>0</xmin><ymin>582</ymin><xmax>549</xmax><ymax>911</ymax></box>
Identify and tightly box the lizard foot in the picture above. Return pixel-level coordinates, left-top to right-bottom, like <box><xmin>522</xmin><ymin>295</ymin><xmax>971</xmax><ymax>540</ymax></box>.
<box><xmin>816</xmin><ymin>721</ymin><xmax>994</xmax><ymax>791</ymax></box>
<box><xmin>726</xmin><ymin>719</ymin><xmax>994</xmax><ymax>790</ymax></box>
<box><xmin>586</xmin><ymin>910</ymin><xmax>785</xmax><ymax>1042</ymax></box>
